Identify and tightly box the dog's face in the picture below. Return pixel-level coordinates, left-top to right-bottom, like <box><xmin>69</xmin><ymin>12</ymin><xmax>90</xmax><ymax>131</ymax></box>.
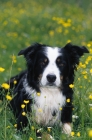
<box><xmin>34</xmin><ymin>47</ymin><xmax>66</xmax><ymax>87</ymax></box>
<box><xmin>18</xmin><ymin>43</ymin><xmax>89</xmax><ymax>88</ymax></box>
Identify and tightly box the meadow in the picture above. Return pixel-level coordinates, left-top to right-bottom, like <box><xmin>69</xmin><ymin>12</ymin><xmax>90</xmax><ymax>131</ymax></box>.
<box><xmin>0</xmin><ymin>0</ymin><xmax>92</xmax><ymax>139</ymax></box>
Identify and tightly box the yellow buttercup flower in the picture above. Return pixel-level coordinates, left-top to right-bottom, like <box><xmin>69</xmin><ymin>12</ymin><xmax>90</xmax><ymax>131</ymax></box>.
<box><xmin>37</xmin><ymin>92</ymin><xmax>41</xmax><ymax>96</ymax></box>
<box><xmin>81</xmin><ymin>70</ymin><xmax>87</xmax><ymax>75</ymax></box>
<box><xmin>0</xmin><ymin>67</ymin><xmax>5</xmax><ymax>72</ymax></box>
<box><xmin>78</xmin><ymin>78</ymin><xmax>80</xmax><ymax>81</ymax></box>
<box><xmin>87</xmin><ymin>43</ymin><xmax>91</xmax><ymax>47</ymax></box>
<box><xmin>13</xmin><ymin>59</ymin><xmax>17</xmax><ymax>63</ymax></box>
<box><xmin>6</xmin><ymin>95</ymin><xmax>12</xmax><ymax>101</ymax></box>
<box><xmin>66</xmin><ymin>98</ymin><xmax>70</xmax><ymax>103</ymax></box>
<box><xmin>59</xmin><ymin>107</ymin><xmax>62</xmax><ymax>110</ymax></box>
<box><xmin>21</xmin><ymin>104</ymin><xmax>25</xmax><ymax>108</ymax></box>
<box><xmin>90</xmin><ymin>107</ymin><xmax>92</xmax><ymax>110</ymax></box>
<box><xmin>12</xmin><ymin>55</ymin><xmax>17</xmax><ymax>63</ymax></box>
<box><xmin>89</xmin><ymin>49</ymin><xmax>92</xmax><ymax>53</ymax></box>
<box><xmin>77</xmin><ymin>132</ymin><xmax>80</xmax><ymax>137</ymax></box>
<box><xmin>22</xmin><ymin>112</ymin><xmax>26</xmax><ymax>116</ymax></box>
<box><xmin>23</xmin><ymin>100</ymin><xmax>29</xmax><ymax>104</ymax></box>
<box><xmin>1</xmin><ymin>83</ymin><xmax>10</xmax><ymax>89</ymax></box>
<box><xmin>83</xmin><ymin>75</ymin><xmax>87</xmax><ymax>79</ymax></box>
<box><xmin>80</xmin><ymin>86</ymin><xmax>82</xmax><ymax>88</ymax></box>
<box><xmin>18</xmin><ymin>68</ymin><xmax>22</xmax><ymax>71</ymax></box>
<box><xmin>78</xmin><ymin>62</ymin><xmax>86</xmax><ymax>68</ymax></box>
<box><xmin>14</xmin><ymin>80</ymin><xmax>17</xmax><ymax>84</ymax></box>
<box><xmin>14</xmin><ymin>124</ymin><xmax>17</xmax><ymax>128</ymax></box>
<box><xmin>90</xmin><ymin>69</ymin><xmax>92</xmax><ymax>74</ymax></box>
<box><xmin>47</xmin><ymin>127</ymin><xmax>52</xmax><ymax>132</ymax></box>
<box><xmin>6</xmin><ymin>126</ymin><xmax>10</xmax><ymax>129</ymax></box>
<box><xmin>49</xmin><ymin>30</ymin><xmax>54</xmax><ymax>36</ymax></box>
<box><xmin>67</xmin><ymin>40</ymin><xmax>71</xmax><ymax>43</ymax></box>
<box><xmin>31</xmin><ymin>126</ymin><xmax>35</xmax><ymax>130</ymax></box>
<box><xmin>88</xmin><ymin>130</ymin><xmax>92</xmax><ymax>138</ymax></box>
<box><xmin>69</xmin><ymin>84</ymin><xmax>74</xmax><ymax>88</ymax></box>
<box><xmin>71</xmin><ymin>131</ymin><xmax>75</xmax><ymax>137</ymax></box>
<box><xmin>29</xmin><ymin>137</ymin><xmax>33</xmax><ymax>140</ymax></box>
<box><xmin>89</xmin><ymin>95</ymin><xmax>92</xmax><ymax>100</ymax></box>
<box><xmin>38</xmin><ymin>108</ymin><xmax>43</xmax><ymax>112</ymax></box>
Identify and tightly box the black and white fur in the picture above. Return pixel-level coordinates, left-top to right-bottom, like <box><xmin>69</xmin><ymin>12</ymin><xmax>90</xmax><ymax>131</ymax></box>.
<box><xmin>7</xmin><ymin>43</ymin><xmax>89</xmax><ymax>134</ymax></box>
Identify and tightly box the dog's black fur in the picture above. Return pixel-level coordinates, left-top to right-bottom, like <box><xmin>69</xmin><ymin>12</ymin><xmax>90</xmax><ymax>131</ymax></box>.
<box><xmin>2</xmin><ymin>43</ymin><xmax>89</xmax><ymax>133</ymax></box>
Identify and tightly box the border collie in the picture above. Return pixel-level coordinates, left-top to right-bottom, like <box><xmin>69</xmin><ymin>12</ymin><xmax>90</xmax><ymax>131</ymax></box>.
<box><xmin>7</xmin><ymin>43</ymin><xmax>89</xmax><ymax>135</ymax></box>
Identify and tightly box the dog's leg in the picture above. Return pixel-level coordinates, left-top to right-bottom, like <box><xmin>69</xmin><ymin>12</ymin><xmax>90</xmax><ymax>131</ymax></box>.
<box><xmin>62</xmin><ymin>123</ymin><xmax>71</xmax><ymax>135</ymax></box>
<box><xmin>61</xmin><ymin>104</ymin><xmax>73</xmax><ymax>135</ymax></box>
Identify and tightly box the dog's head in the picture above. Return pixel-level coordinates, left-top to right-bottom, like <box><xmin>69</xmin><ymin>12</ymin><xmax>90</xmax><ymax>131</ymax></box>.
<box><xmin>18</xmin><ymin>43</ymin><xmax>89</xmax><ymax>89</ymax></box>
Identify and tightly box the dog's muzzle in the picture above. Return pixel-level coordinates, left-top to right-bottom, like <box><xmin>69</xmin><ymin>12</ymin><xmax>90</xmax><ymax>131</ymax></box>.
<box><xmin>46</xmin><ymin>74</ymin><xmax>56</xmax><ymax>85</ymax></box>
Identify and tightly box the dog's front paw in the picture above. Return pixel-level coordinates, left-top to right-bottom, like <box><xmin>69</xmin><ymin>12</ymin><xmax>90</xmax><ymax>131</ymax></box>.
<box><xmin>62</xmin><ymin>123</ymin><xmax>71</xmax><ymax>135</ymax></box>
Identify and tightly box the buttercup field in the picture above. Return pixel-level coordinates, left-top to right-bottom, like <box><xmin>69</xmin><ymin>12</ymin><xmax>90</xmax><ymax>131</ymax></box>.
<box><xmin>0</xmin><ymin>0</ymin><xmax>92</xmax><ymax>140</ymax></box>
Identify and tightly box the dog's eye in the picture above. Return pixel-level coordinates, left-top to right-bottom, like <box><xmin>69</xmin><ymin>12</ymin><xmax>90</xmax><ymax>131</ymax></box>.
<box><xmin>57</xmin><ymin>58</ymin><xmax>61</xmax><ymax>62</ymax></box>
<box><xmin>39</xmin><ymin>57</ymin><xmax>48</xmax><ymax>68</ymax></box>
<box><xmin>44</xmin><ymin>58</ymin><xmax>48</xmax><ymax>62</ymax></box>
<box><xmin>40</xmin><ymin>58</ymin><xmax>48</xmax><ymax>66</ymax></box>
<box><xmin>40</xmin><ymin>61</ymin><xmax>45</xmax><ymax>65</ymax></box>
<box><xmin>56</xmin><ymin>58</ymin><xmax>65</xmax><ymax>67</ymax></box>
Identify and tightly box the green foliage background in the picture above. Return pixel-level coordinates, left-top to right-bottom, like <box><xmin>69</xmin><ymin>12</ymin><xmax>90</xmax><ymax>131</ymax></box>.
<box><xmin>0</xmin><ymin>0</ymin><xmax>92</xmax><ymax>140</ymax></box>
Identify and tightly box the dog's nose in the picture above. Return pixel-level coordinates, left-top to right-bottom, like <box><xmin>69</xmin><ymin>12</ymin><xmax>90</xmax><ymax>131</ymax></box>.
<box><xmin>47</xmin><ymin>74</ymin><xmax>56</xmax><ymax>83</ymax></box>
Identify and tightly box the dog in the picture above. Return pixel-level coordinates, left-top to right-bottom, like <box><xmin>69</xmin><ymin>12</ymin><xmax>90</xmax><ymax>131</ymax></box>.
<box><xmin>6</xmin><ymin>43</ymin><xmax>89</xmax><ymax>135</ymax></box>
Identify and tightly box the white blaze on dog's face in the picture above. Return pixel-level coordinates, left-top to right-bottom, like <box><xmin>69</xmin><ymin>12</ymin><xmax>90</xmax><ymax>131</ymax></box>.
<box><xmin>40</xmin><ymin>47</ymin><xmax>62</xmax><ymax>87</ymax></box>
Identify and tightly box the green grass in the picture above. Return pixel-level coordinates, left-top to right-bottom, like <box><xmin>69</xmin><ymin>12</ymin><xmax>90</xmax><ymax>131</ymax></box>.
<box><xmin>0</xmin><ymin>0</ymin><xmax>92</xmax><ymax>139</ymax></box>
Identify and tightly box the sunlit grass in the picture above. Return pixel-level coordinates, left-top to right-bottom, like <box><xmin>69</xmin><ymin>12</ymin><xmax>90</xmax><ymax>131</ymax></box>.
<box><xmin>0</xmin><ymin>0</ymin><xmax>92</xmax><ymax>139</ymax></box>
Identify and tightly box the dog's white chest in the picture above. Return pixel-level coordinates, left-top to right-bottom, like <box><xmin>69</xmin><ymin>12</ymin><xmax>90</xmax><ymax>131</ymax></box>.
<box><xmin>32</xmin><ymin>87</ymin><xmax>66</xmax><ymax>126</ymax></box>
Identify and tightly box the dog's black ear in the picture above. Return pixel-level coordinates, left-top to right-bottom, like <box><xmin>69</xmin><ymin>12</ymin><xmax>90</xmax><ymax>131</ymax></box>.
<box><xmin>18</xmin><ymin>46</ymin><xmax>34</xmax><ymax>56</ymax></box>
<box><xmin>18</xmin><ymin>43</ymin><xmax>44</xmax><ymax>58</ymax></box>
<box><xmin>64</xmin><ymin>43</ymin><xmax>89</xmax><ymax>55</ymax></box>
<box><xmin>18</xmin><ymin>43</ymin><xmax>45</xmax><ymax>63</ymax></box>
<box><xmin>63</xmin><ymin>43</ymin><xmax>89</xmax><ymax>65</ymax></box>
